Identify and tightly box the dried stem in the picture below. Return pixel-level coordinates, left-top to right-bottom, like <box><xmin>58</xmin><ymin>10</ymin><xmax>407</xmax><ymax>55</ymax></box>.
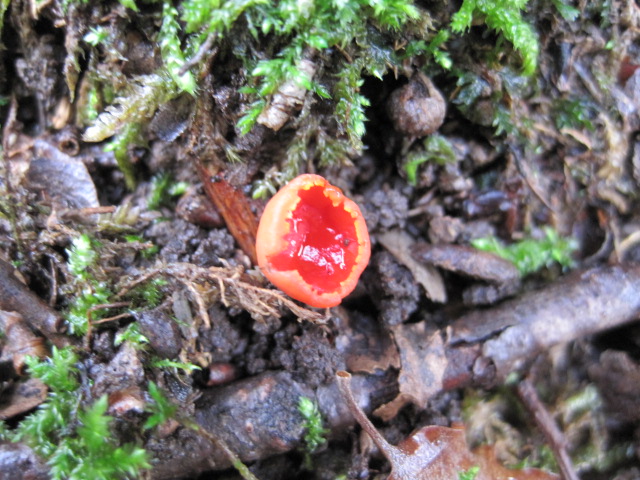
<box><xmin>517</xmin><ymin>378</ymin><xmax>579</xmax><ymax>480</ymax></box>
<box><xmin>180</xmin><ymin>416</ymin><xmax>259</xmax><ymax>480</ymax></box>
<box><xmin>117</xmin><ymin>262</ymin><xmax>326</xmax><ymax>324</ymax></box>
<box><xmin>335</xmin><ymin>371</ymin><xmax>406</xmax><ymax>468</ymax></box>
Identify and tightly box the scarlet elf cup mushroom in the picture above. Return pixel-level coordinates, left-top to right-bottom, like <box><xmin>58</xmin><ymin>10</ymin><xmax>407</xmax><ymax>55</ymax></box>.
<box><xmin>256</xmin><ymin>174</ymin><xmax>371</xmax><ymax>308</ymax></box>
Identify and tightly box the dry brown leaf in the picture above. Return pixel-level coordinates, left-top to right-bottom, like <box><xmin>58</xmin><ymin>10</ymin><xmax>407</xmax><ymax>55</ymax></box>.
<box><xmin>377</xmin><ymin>229</ymin><xmax>446</xmax><ymax>303</ymax></box>
<box><xmin>374</xmin><ymin>322</ymin><xmax>445</xmax><ymax>421</ymax></box>
<box><xmin>197</xmin><ymin>164</ymin><xmax>259</xmax><ymax>265</ymax></box>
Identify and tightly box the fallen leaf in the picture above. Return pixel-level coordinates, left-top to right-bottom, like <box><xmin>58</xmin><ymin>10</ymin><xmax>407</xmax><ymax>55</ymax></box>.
<box><xmin>378</xmin><ymin>229</ymin><xmax>446</xmax><ymax>303</ymax></box>
<box><xmin>374</xmin><ymin>322</ymin><xmax>446</xmax><ymax>421</ymax></box>
<box><xmin>197</xmin><ymin>164</ymin><xmax>259</xmax><ymax>265</ymax></box>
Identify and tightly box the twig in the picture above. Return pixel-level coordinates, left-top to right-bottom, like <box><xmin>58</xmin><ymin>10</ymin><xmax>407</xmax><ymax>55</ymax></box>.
<box><xmin>180</xmin><ymin>416</ymin><xmax>260</xmax><ymax>480</ymax></box>
<box><xmin>85</xmin><ymin>301</ymin><xmax>131</xmax><ymax>349</ymax></box>
<box><xmin>178</xmin><ymin>37</ymin><xmax>218</xmax><ymax>76</ymax></box>
<box><xmin>517</xmin><ymin>378</ymin><xmax>579</xmax><ymax>480</ymax></box>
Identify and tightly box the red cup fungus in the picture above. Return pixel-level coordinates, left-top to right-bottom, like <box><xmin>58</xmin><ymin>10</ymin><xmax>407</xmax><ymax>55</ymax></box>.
<box><xmin>256</xmin><ymin>174</ymin><xmax>371</xmax><ymax>308</ymax></box>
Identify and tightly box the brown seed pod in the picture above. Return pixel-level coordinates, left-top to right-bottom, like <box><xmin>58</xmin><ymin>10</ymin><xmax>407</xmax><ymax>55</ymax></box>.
<box><xmin>387</xmin><ymin>73</ymin><xmax>446</xmax><ymax>138</ymax></box>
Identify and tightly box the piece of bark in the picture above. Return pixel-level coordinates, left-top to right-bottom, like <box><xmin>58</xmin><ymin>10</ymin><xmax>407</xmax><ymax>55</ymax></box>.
<box><xmin>149</xmin><ymin>371</ymin><xmax>314</xmax><ymax>479</ymax></box>
<box><xmin>28</xmin><ymin>139</ymin><xmax>99</xmax><ymax>212</ymax></box>
<box><xmin>413</xmin><ymin>243</ymin><xmax>520</xmax><ymax>305</ymax></box>
<box><xmin>137</xmin><ymin>308</ymin><xmax>183</xmax><ymax>359</ymax></box>
<box><xmin>0</xmin><ymin>311</ymin><xmax>48</xmax><ymax>375</ymax></box>
<box><xmin>0</xmin><ymin>378</ymin><xmax>48</xmax><ymax>420</ymax></box>
<box><xmin>448</xmin><ymin>264</ymin><xmax>640</xmax><ymax>381</ymax></box>
<box><xmin>412</xmin><ymin>243</ymin><xmax>520</xmax><ymax>285</ymax></box>
<box><xmin>0</xmin><ymin>260</ymin><xmax>70</xmax><ymax>348</ymax></box>
<box><xmin>176</xmin><ymin>187</ymin><xmax>224</xmax><ymax>229</ymax></box>
<box><xmin>91</xmin><ymin>342</ymin><xmax>145</xmax><ymax>399</ymax></box>
<box><xmin>0</xmin><ymin>442</ymin><xmax>49</xmax><ymax>480</ymax></box>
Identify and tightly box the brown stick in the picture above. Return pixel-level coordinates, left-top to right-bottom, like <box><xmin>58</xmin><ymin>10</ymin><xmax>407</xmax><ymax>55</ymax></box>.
<box><xmin>447</xmin><ymin>264</ymin><xmax>640</xmax><ymax>383</ymax></box>
<box><xmin>0</xmin><ymin>259</ymin><xmax>72</xmax><ymax>348</ymax></box>
<box><xmin>517</xmin><ymin>378</ymin><xmax>579</xmax><ymax>480</ymax></box>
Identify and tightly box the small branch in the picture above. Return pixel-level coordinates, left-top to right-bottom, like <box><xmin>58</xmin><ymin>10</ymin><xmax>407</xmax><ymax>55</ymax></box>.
<box><xmin>179</xmin><ymin>37</ymin><xmax>218</xmax><ymax>77</ymax></box>
<box><xmin>336</xmin><ymin>371</ymin><xmax>407</xmax><ymax>468</ymax></box>
<box><xmin>517</xmin><ymin>378</ymin><xmax>579</xmax><ymax>480</ymax></box>
<box><xmin>181</xmin><ymin>417</ymin><xmax>260</xmax><ymax>480</ymax></box>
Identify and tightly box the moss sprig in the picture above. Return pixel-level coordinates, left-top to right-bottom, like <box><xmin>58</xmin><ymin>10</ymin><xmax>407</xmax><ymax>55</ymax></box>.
<box><xmin>451</xmin><ymin>0</ymin><xmax>539</xmax><ymax>76</ymax></box>
<box><xmin>160</xmin><ymin>1</ymin><xmax>197</xmax><ymax>95</ymax></box>
<box><xmin>83</xmin><ymin>72</ymin><xmax>179</xmax><ymax>143</ymax></box>
<box><xmin>65</xmin><ymin>234</ymin><xmax>113</xmax><ymax>336</ymax></box>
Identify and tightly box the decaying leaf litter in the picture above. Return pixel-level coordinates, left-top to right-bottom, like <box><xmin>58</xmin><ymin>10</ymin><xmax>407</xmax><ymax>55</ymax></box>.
<box><xmin>1</xmin><ymin>0</ymin><xmax>640</xmax><ymax>479</ymax></box>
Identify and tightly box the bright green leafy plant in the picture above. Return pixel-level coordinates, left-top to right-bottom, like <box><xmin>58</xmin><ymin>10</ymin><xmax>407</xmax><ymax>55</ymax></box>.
<box><xmin>459</xmin><ymin>466</ymin><xmax>480</xmax><ymax>480</ymax></box>
<box><xmin>145</xmin><ymin>381</ymin><xmax>178</xmax><ymax>430</ymax></box>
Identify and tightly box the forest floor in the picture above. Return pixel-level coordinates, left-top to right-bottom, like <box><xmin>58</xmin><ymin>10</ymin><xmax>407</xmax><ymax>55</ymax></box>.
<box><xmin>1</xmin><ymin>1</ymin><xmax>640</xmax><ymax>479</ymax></box>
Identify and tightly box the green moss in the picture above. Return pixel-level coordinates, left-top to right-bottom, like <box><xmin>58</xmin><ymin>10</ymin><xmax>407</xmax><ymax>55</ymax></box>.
<box><xmin>15</xmin><ymin>348</ymin><xmax>149</xmax><ymax>480</ymax></box>
<box><xmin>403</xmin><ymin>134</ymin><xmax>457</xmax><ymax>185</ymax></box>
<box><xmin>451</xmin><ymin>0</ymin><xmax>539</xmax><ymax>76</ymax></box>
<box><xmin>64</xmin><ymin>234</ymin><xmax>114</xmax><ymax>336</ymax></box>
<box><xmin>471</xmin><ymin>227</ymin><xmax>578</xmax><ymax>276</ymax></box>
<box><xmin>150</xmin><ymin>358</ymin><xmax>201</xmax><ymax>373</ymax></box>
<box><xmin>79</xmin><ymin>0</ymin><xmax>543</xmax><ymax>194</ymax></box>
<box><xmin>458</xmin><ymin>466</ymin><xmax>480</xmax><ymax>480</ymax></box>
<box><xmin>160</xmin><ymin>1</ymin><xmax>197</xmax><ymax>95</ymax></box>
<box><xmin>83</xmin><ymin>72</ymin><xmax>179</xmax><ymax>143</ymax></box>
<box><xmin>553</xmin><ymin>97</ymin><xmax>595</xmax><ymax>131</ymax></box>
<box><xmin>67</xmin><ymin>234</ymin><xmax>98</xmax><ymax>280</ymax></box>
<box><xmin>148</xmin><ymin>173</ymin><xmax>189</xmax><ymax>210</ymax></box>
<box><xmin>144</xmin><ymin>381</ymin><xmax>178</xmax><ymax>430</ymax></box>
<box><xmin>104</xmin><ymin>122</ymin><xmax>143</xmax><ymax>191</ymax></box>
<box><xmin>551</xmin><ymin>0</ymin><xmax>579</xmax><ymax>21</ymax></box>
<box><xmin>114</xmin><ymin>322</ymin><xmax>150</xmax><ymax>350</ymax></box>
<box><xmin>298</xmin><ymin>396</ymin><xmax>328</xmax><ymax>468</ymax></box>
<box><xmin>65</xmin><ymin>282</ymin><xmax>113</xmax><ymax>336</ymax></box>
<box><xmin>403</xmin><ymin>29</ymin><xmax>452</xmax><ymax>70</ymax></box>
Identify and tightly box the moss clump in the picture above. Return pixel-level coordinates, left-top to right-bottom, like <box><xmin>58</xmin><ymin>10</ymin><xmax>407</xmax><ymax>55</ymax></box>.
<box><xmin>13</xmin><ymin>348</ymin><xmax>149</xmax><ymax>480</ymax></box>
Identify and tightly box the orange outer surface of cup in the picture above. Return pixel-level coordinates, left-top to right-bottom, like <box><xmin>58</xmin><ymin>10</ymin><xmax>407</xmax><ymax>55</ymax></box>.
<box><xmin>256</xmin><ymin>174</ymin><xmax>371</xmax><ymax>308</ymax></box>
